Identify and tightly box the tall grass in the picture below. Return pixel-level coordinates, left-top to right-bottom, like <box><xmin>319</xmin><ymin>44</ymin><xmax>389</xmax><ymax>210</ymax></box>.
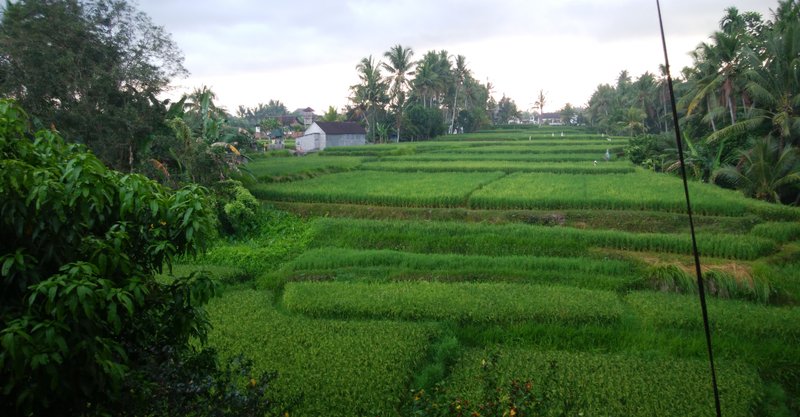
<box><xmin>308</xmin><ymin>218</ymin><xmax>776</xmax><ymax>260</ymax></box>
<box><xmin>245</xmin><ymin>154</ymin><xmax>363</xmax><ymax>181</ymax></box>
<box><xmin>250</xmin><ymin>170</ymin><xmax>505</xmax><ymax>208</ymax></box>
<box><xmin>469</xmin><ymin>171</ymin><xmax>800</xmax><ymax>219</ymax></box>
<box><xmin>283</xmin><ymin>282</ymin><xmax>625</xmax><ymax>324</ymax></box>
<box><xmin>272</xmin><ymin>247</ymin><xmax>643</xmax><ymax>291</ymax></box>
<box><xmin>359</xmin><ymin>160</ymin><xmax>635</xmax><ymax>174</ymax></box>
<box><xmin>626</xmin><ymin>291</ymin><xmax>800</xmax><ymax>340</ymax></box>
<box><xmin>441</xmin><ymin>347</ymin><xmax>760</xmax><ymax>417</ymax></box>
<box><xmin>207</xmin><ymin>289</ymin><xmax>439</xmax><ymax>417</ymax></box>
<box><xmin>638</xmin><ymin>264</ymin><xmax>772</xmax><ymax>303</ymax></box>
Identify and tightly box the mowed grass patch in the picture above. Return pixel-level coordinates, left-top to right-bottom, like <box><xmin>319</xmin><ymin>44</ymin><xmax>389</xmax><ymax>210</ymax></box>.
<box><xmin>246</xmin><ymin>154</ymin><xmax>363</xmax><ymax>181</ymax></box>
<box><xmin>207</xmin><ymin>289</ymin><xmax>438</xmax><ymax>417</ymax></box>
<box><xmin>283</xmin><ymin>282</ymin><xmax>625</xmax><ymax>324</ymax></box>
<box><xmin>308</xmin><ymin>218</ymin><xmax>776</xmax><ymax>260</ymax></box>
<box><xmin>469</xmin><ymin>171</ymin><xmax>800</xmax><ymax>219</ymax></box>
<box><xmin>273</xmin><ymin>247</ymin><xmax>643</xmax><ymax>291</ymax></box>
<box><xmin>359</xmin><ymin>160</ymin><xmax>635</xmax><ymax>174</ymax></box>
<box><xmin>250</xmin><ymin>170</ymin><xmax>505</xmax><ymax>207</ymax></box>
<box><xmin>439</xmin><ymin>348</ymin><xmax>760</xmax><ymax>417</ymax></box>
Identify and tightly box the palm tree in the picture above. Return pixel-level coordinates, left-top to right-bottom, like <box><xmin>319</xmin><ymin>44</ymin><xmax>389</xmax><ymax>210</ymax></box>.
<box><xmin>449</xmin><ymin>55</ymin><xmax>469</xmax><ymax>133</ymax></box>
<box><xmin>382</xmin><ymin>45</ymin><xmax>414</xmax><ymax>142</ymax></box>
<box><xmin>534</xmin><ymin>89</ymin><xmax>546</xmax><ymax>126</ymax></box>
<box><xmin>351</xmin><ymin>55</ymin><xmax>388</xmax><ymax>142</ymax></box>
<box><xmin>621</xmin><ymin>107</ymin><xmax>647</xmax><ymax>137</ymax></box>
<box><xmin>707</xmin><ymin>18</ymin><xmax>800</xmax><ymax>149</ymax></box>
<box><xmin>713</xmin><ymin>138</ymin><xmax>800</xmax><ymax>203</ymax></box>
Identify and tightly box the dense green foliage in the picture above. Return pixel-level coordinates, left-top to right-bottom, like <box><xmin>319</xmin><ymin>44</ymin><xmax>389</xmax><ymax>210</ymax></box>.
<box><xmin>0</xmin><ymin>0</ymin><xmax>185</xmax><ymax>172</ymax></box>
<box><xmin>0</xmin><ymin>100</ymin><xmax>228</xmax><ymax>414</ymax></box>
<box><xmin>591</xmin><ymin>2</ymin><xmax>800</xmax><ymax>204</ymax></box>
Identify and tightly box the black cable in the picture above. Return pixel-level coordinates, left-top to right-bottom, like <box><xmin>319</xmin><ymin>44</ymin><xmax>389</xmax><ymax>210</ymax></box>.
<box><xmin>655</xmin><ymin>1</ymin><xmax>722</xmax><ymax>416</ymax></box>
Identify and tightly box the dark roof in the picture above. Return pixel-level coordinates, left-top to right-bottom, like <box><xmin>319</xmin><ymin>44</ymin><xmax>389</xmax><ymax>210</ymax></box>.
<box><xmin>315</xmin><ymin>122</ymin><xmax>366</xmax><ymax>135</ymax></box>
<box><xmin>541</xmin><ymin>112</ymin><xmax>562</xmax><ymax>119</ymax></box>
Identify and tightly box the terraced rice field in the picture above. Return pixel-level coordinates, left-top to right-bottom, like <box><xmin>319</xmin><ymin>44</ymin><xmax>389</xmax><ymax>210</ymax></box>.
<box><xmin>200</xmin><ymin>127</ymin><xmax>800</xmax><ymax>416</ymax></box>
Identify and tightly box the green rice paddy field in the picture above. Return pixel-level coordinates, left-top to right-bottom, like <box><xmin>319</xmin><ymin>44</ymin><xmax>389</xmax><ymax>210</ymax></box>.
<box><xmin>195</xmin><ymin>127</ymin><xmax>800</xmax><ymax>416</ymax></box>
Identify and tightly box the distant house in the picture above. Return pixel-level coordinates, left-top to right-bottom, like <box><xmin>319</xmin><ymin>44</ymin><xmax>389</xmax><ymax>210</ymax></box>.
<box><xmin>295</xmin><ymin>122</ymin><xmax>366</xmax><ymax>153</ymax></box>
<box><xmin>539</xmin><ymin>112</ymin><xmax>563</xmax><ymax>125</ymax></box>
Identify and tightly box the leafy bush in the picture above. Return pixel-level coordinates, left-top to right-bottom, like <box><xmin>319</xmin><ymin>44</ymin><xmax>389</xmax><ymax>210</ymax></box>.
<box><xmin>0</xmin><ymin>100</ymin><xmax>276</xmax><ymax>415</ymax></box>
<box><xmin>213</xmin><ymin>180</ymin><xmax>262</xmax><ymax>236</ymax></box>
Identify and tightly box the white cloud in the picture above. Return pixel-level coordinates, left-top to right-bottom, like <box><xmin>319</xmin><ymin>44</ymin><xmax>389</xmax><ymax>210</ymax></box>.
<box><xmin>137</xmin><ymin>0</ymin><xmax>777</xmax><ymax>112</ymax></box>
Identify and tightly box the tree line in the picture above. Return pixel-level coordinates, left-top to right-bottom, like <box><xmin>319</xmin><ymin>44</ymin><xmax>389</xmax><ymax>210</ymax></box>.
<box><xmin>348</xmin><ymin>46</ymin><xmax>524</xmax><ymax>141</ymax></box>
<box><xmin>585</xmin><ymin>0</ymin><xmax>800</xmax><ymax>204</ymax></box>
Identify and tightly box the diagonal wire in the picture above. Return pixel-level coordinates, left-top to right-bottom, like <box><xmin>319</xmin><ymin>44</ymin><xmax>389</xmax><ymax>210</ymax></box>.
<box><xmin>655</xmin><ymin>1</ymin><xmax>722</xmax><ymax>416</ymax></box>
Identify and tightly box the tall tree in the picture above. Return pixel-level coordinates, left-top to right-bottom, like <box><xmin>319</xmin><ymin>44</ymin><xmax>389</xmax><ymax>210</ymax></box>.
<box><xmin>449</xmin><ymin>54</ymin><xmax>469</xmax><ymax>133</ymax></box>
<box><xmin>534</xmin><ymin>89</ymin><xmax>547</xmax><ymax>126</ymax></box>
<box><xmin>382</xmin><ymin>44</ymin><xmax>415</xmax><ymax>141</ymax></box>
<box><xmin>351</xmin><ymin>55</ymin><xmax>388</xmax><ymax>142</ymax></box>
<box><xmin>0</xmin><ymin>0</ymin><xmax>186</xmax><ymax>171</ymax></box>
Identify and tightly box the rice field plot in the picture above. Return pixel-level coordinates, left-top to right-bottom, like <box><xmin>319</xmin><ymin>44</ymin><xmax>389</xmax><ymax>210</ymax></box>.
<box><xmin>379</xmin><ymin>152</ymin><xmax>613</xmax><ymax>162</ymax></box>
<box><xmin>440</xmin><ymin>348</ymin><xmax>760</xmax><ymax>417</ymax></box>
<box><xmin>207</xmin><ymin>289</ymin><xmax>439</xmax><ymax>417</ymax></box>
<box><xmin>430</xmin><ymin>144</ymin><xmax>621</xmax><ymax>154</ymax></box>
<box><xmin>359</xmin><ymin>159</ymin><xmax>635</xmax><ymax>174</ymax></box>
<box><xmin>442</xmin><ymin>131</ymin><xmax>614</xmax><ymax>141</ymax></box>
<box><xmin>308</xmin><ymin>218</ymin><xmax>776</xmax><ymax>260</ymax></box>
<box><xmin>283</xmin><ymin>282</ymin><xmax>625</xmax><ymax>325</ymax></box>
<box><xmin>250</xmin><ymin>170</ymin><xmax>505</xmax><ymax>207</ymax></box>
<box><xmin>627</xmin><ymin>291</ymin><xmax>800</xmax><ymax>340</ymax></box>
<box><xmin>246</xmin><ymin>154</ymin><xmax>363</xmax><ymax>181</ymax></box>
<box><xmin>469</xmin><ymin>171</ymin><xmax>800</xmax><ymax>219</ymax></box>
<box><xmin>273</xmin><ymin>247</ymin><xmax>643</xmax><ymax>291</ymax></box>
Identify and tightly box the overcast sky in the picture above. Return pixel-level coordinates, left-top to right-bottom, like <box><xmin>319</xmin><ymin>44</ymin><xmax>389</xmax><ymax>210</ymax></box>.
<box><xmin>136</xmin><ymin>0</ymin><xmax>776</xmax><ymax>115</ymax></box>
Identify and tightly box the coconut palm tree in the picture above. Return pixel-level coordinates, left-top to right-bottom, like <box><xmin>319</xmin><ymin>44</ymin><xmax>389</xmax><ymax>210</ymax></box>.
<box><xmin>449</xmin><ymin>55</ymin><xmax>469</xmax><ymax>133</ymax></box>
<box><xmin>707</xmin><ymin>18</ymin><xmax>800</xmax><ymax>149</ymax></box>
<box><xmin>534</xmin><ymin>89</ymin><xmax>546</xmax><ymax>126</ymax></box>
<box><xmin>382</xmin><ymin>45</ymin><xmax>414</xmax><ymax>142</ymax></box>
<box><xmin>713</xmin><ymin>138</ymin><xmax>800</xmax><ymax>203</ymax></box>
<box><xmin>351</xmin><ymin>55</ymin><xmax>388</xmax><ymax>142</ymax></box>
